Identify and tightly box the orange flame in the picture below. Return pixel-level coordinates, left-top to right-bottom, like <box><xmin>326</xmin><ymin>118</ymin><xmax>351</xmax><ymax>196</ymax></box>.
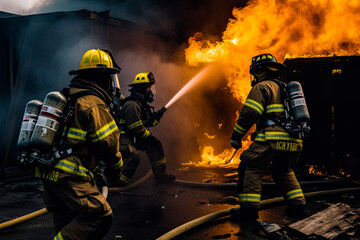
<box><xmin>184</xmin><ymin>0</ymin><xmax>360</xmax><ymax>167</ymax></box>
<box><xmin>204</xmin><ymin>132</ymin><xmax>216</xmax><ymax>140</ymax></box>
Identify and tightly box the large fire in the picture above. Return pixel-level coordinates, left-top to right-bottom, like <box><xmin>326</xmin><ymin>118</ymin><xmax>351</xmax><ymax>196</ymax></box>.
<box><xmin>184</xmin><ymin>0</ymin><xmax>360</xmax><ymax>167</ymax></box>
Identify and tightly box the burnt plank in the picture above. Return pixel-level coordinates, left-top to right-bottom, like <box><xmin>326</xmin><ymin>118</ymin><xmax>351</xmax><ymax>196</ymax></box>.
<box><xmin>288</xmin><ymin>203</ymin><xmax>360</xmax><ymax>240</ymax></box>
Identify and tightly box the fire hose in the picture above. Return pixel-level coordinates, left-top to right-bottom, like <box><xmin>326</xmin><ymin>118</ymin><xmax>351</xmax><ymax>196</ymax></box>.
<box><xmin>155</xmin><ymin>186</ymin><xmax>360</xmax><ymax>240</ymax></box>
<box><xmin>173</xmin><ymin>177</ymin><xmax>353</xmax><ymax>189</ymax></box>
<box><xmin>0</xmin><ymin>170</ymin><xmax>153</xmax><ymax>231</ymax></box>
<box><xmin>0</xmin><ymin>173</ymin><xmax>354</xmax><ymax>231</ymax></box>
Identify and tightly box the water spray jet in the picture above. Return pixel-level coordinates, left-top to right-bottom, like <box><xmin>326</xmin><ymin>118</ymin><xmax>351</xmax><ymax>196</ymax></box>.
<box><xmin>164</xmin><ymin>65</ymin><xmax>213</xmax><ymax>109</ymax></box>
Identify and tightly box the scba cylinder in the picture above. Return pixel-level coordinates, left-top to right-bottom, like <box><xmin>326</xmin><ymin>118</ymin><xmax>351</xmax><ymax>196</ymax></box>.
<box><xmin>17</xmin><ymin>100</ymin><xmax>43</xmax><ymax>152</ymax></box>
<box><xmin>30</xmin><ymin>91</ymin><xmax>67</xmax><ymax>152</ymax></box>
<box><xmin>287</xmin><ymin>81</ymin><xmax>310</xmax><ymax>123</ymax></box>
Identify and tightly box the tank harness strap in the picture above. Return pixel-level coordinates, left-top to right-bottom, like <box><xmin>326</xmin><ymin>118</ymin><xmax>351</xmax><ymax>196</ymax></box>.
<box><xmin>43</xmin><ymin>89</ymin><xmax>103</xmax><ymax>168</ymax></box>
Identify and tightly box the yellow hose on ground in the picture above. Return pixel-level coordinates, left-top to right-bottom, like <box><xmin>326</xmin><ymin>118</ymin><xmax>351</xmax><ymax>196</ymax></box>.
<box><xmin>0</xmin><ymin>208</ymin><xmax>49</xmax><ymax>230</ymax></box>
<box><xmin>155</xmin><ymin>187</ymin><xmax>360</xmax><ymax>240</ymax></box>
<box><xmin>0</xmin><ymin>171</ymin><xmax>152</xmax><ymax>231</ymax></box>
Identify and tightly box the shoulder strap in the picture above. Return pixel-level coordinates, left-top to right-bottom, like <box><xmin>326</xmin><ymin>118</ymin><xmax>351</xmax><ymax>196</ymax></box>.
<box><xmin>267</xmin><ymin>78</ymin><xmax>292</xmax><ymax>122</ymax></box>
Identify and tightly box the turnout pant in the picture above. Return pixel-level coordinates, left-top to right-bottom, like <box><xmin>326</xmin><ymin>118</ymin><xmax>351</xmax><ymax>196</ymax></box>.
<box><xmin>42</xmin><ymin>177</ymin><xmax>113</xmax><ymax>240</ymax></box>
<box><xmin>119</xmin><ymin>135</ymin><xmax>167</xmax><ymax>184</ymax></box>
<box><xmin>238</xmin><ymin>141</ymin><xmax>305</xmax><ymax>209</ymax></box>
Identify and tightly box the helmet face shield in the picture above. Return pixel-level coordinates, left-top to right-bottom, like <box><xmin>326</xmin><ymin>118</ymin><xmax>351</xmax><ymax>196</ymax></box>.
<box><xmin>110</xmin><ymin>73</ymin><xmax>121</xmax><ymax>98</ymax></box>
<box><xmin>111</xmin><ymin>74</ymin><xmax>121</xmax><ymax>91</ymax></box>
<box><xmin>150</xmin><ymin>84</ymin><xmax>156</xmax><ymax>95</ymax></box>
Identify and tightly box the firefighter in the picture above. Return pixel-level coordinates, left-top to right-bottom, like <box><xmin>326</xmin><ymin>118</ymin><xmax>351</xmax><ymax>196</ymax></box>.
<box><xmin>35</xmin><ymin>49</ymin><xmax>123</xmax><ymax>240</ymax></box>
<box><xmin>113</xmin><ymin>72</ymin><xmax>175</xmax><ymax>186</ymax></box>
<box><xmin>230</xmin><ymin>53</ymin><xmax>306</xmax><ymax>221</ymax></box>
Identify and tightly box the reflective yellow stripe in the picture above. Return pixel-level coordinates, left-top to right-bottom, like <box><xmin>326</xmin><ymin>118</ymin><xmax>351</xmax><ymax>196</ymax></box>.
<box><xmin>141</xmin><ymin>129</ymin><xmax>151</xmax><ymax>139</ymax></box>
<box><xmin>255</xmin><ymin>132</ymin><xmax>303</xmax><ymax>145</ymax></box>
<box><xmin>89</xmin><ymin>120</ymin><xmax>118</xmax><ymax>142</ymax></box>
<box><xmin>265</xmin><ymin>131</ymin><xmax>302</xmax><ymax>142</ymax></box>
<box><xmin>54</xmin><ymin>231</ymin><xmax>64</xmax><ymax>240</ymax></box>
<box><xmin>118</xmin><ymin>119</ymin><xmax>126</xmax><ymax>124</ymax></box>
<box><xmin>120</xmin><ymin>174</ymin><xmax>131</xmax><ymax>183</ymax></box>
<box><xmin>66</xmin><ymin>127</ymin><xmax>87</xmax><ymax>140</ymax></box>
<box><xmin>266</xmin><ymin>104</ymin><xmax>284</xmax><ymax>113</ymax></box>
<box><xmin>54</xmin><ymin>159</ymin><xmax>91</xmax><ymax>179</ymax></box>
<box><xmin>285</xmin><ymin>189</ymin><xmax>304</xmax><ymax>200</ymax></box>
<box><xmin>244</xmin><ymin>99</ymin><xmax>264</xmax><ymax>115</ymax></box>
<box><xmin>254</xmin><ymin>133</ymin><xmax>266</xmax><ymax>142</ymax></box>
<box><xmin>111</xmin><ymin>158</ymin><xmax>123</xmax><ymax>170</ymax></box>
<box><xmin>234</xmin><ymin>123</ymin><xmax>247</xmax><ymax>135</ymax></box>
<box><xmin>239</xmin><ymin>193</ymin><xmax>261</xmax><ymax>203</ymax></box>
<box><xmin>152</xmin><ymin>157</ymin><xmax>166</xmax><ymax>167</ymax></box>
<box><xmin>153</xmin><ymin>120</ymin><xmax>159</xmax><ymax>126</ymax></box>
<box><xmin>127</xmin><ymin>120</ymin><xmax>142</xmax><ymax>130</ymax></box>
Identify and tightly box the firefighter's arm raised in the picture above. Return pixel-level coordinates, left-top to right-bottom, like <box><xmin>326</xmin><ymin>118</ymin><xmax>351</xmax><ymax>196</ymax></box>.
<box><xmin>152</xmin><ymin>106</ymin><xmax>167</xmax><ymax>126</ymax></box>
<box><xmin>122</xmin><ymin>101</ymin><xmax>152</xmax><ymax>139</ymax></box>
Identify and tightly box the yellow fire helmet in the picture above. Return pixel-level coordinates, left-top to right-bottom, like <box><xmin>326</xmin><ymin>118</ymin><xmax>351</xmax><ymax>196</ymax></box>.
<box><xmin>130</xmin><ymin>72</ymin><xmax>155</xmax><ymax>85</ymax></box>
<box><xmin>129</xmin><ymin>72</ymin><xmax>156</xmax><ymax>93</ymax></box>
<box><xmin>69</xmin><ymin>49</ymin><xmax>121</xmax><ymax>75</ymax></box>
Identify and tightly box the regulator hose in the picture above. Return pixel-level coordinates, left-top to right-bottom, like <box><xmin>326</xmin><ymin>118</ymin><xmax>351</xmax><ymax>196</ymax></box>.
<box><xmin>173</xmin><ymin>177</ymin><xmax>352</xmax><ymax>189</ymax></box>
<box><xmin>155</xmin><ymin>187</ymin><xmax>360</xmax><ymax>240</ymax></box>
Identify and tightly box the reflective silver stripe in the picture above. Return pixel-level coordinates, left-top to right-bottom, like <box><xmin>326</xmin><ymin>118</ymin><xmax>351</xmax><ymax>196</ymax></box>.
<box><xmin>54</xmin><ymin>159</ymin><xmax>91</xmax><ymax>179</ymax></box>
<box><xmin>89</xmin><ymin>120</ymin><xmax>118</xmax><ymax>142</ymax></box>
<box><xmin>234</xmin><ymin>123</ymin><xmax>247</xmax><ymax>135</ymax></box>
<box><xmin>285</xmin><ymin>189</ymin><xmax>304</xmax><ymax>200</ymax></box>
<box><xmin>239</xmin><ymin>193</ymin><xmax>261</xmax><ymax>203</ymax></box>
<box><xmin>244</xmin><ymin>99</ymin><xmax>264</xmax><ymax>115</ymax></box>
<box><xmin>266</xmin><ymin>104</ymin><xmax>284</xmax><ymax>113</ymax></box>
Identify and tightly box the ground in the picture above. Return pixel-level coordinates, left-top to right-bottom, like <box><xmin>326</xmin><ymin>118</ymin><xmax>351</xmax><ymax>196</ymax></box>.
<box><xmin>0</xmin><ymin>164</ymin><xmax>359</xmax><ymax>240</ymax></box>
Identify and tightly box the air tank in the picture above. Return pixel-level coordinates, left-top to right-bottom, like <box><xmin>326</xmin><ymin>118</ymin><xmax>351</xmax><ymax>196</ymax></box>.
<box><xmin>287</xmin><ymin>81</ymin><xmax>310</xmax><ymax>123</ymax></box>
<box><xmin>17</xmin><ymin>100</ymin><xmax>43</xmax><ymax>151</ymax></box>
<box><xmin>30</xmin><ymin>91</ymin><xmax>67</xmax><ymax>152</ymax></box>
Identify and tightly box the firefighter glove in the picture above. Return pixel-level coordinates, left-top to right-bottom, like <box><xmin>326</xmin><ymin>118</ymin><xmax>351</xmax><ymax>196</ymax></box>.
<box><xmin>154</xmin><ymin>106</ymin><xmax>167</xmax><ymax>121</ymax></box>
<box><xmin>231</xmin><ymin>139</ymin><xmax>242</xmax><ymax>149</ymax></box>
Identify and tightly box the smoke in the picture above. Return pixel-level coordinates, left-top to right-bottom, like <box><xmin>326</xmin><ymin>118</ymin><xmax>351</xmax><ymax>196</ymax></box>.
<box><xmin>0</xmin><ymin>0</ymin><xmax>53</xmax><ymax>15</ymax></box>
<box><xmin>116</xmin><ymin>49</ymin><xmax>228</xmax><ymax>168</ymax></box>
<box><xmin>0</xmin><ymin>0</ymin><xmax>243</xmax><ymax>170</ymax></box>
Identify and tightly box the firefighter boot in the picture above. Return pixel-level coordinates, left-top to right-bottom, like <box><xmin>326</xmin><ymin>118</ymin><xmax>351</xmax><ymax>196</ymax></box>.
<box><xmin>155</xmin><ymin>172</ymin><xmax>176</xmax><ymax>183</ymax></box>
<box><xmin>285</xmin><ymin>203</ymin><xmax>306</xmax><ymax>219</ymax></box>
<box><xmin>231</xmin><ymin>207</ymin><xmax>260</xmax><ymax>234</ymax></box>
<box><xmin>230</xmin><ymin>207</ymin><xmax>259</xmax><ymax>221</ymax></box>
<box><xmin>152</xmin><ymin>164</ymin><xmax>175</xmax><ymax>183</ymax></box>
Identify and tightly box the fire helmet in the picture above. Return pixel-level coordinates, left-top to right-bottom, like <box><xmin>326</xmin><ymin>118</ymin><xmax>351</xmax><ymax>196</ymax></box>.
<box><xmin>249</xmin><ymin>53</ymin><xmax>286</xmax><ymax>76</ymax></box>
<box><xmin>70</xmin><ymin>49</ymin><xmax>121</xmax><ymax>75</ymax></box>
<box><xmin>69</xmin><ymin>49</ymin><xmax>122</xmax><ymax>94</ymax></box>
<box><xmin>129</xmin><ymin>72</ymin><xmax>155</xmax><ymax>86</ymax></box>
<box><xmin>129</xmin><ymin>72</ymin><xmax>156</xmax><ymax>103</ymax></box>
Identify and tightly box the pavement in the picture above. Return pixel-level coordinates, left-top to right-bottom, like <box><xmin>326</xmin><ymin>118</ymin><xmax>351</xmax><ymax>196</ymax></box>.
<box><xmin>1</xmin><ymin>164</ymin><xmax>360</xmax><ymax>240</ymax></box>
